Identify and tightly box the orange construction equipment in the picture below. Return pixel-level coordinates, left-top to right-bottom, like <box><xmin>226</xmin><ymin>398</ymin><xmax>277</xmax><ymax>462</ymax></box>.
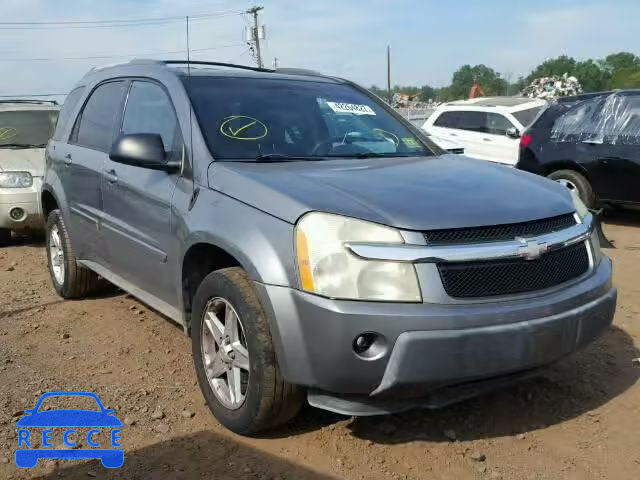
<box><xmin>469</xmin><ymin>82</ymin><xmax>485</xmax><ymax>99</ymax></box>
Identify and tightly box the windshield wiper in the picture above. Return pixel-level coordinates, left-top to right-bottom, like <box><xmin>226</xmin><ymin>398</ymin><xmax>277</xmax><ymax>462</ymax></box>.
<box><xmin>0</xmin><ymin>143</ymin><xmax>46</xmax><ymax>149</ymax></box>
<box><xmin>253</xmin><ymin>154</ymin><xmax>328</xmax><ymax>163</ymax></box>
<box><xmin>326</xmin><ymin>152</ymin><xmax>419</xmax><ymax>159</ymax></box>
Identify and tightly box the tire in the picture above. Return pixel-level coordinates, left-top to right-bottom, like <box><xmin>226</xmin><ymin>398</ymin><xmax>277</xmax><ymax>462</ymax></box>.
<box><xmin>0</xmin><ymin>228</ymin><xmax>11</xmax><ymax>247</ymax></box>
<box><xmin>45</xmin><ymin>209</ymin><xmax>101</xmax><ymax>299</ymax></box>
<box><xmin>192</xmin><ymin>267</ymin><xmax>303</xmax><ymax>435</ymax></box>
<box><xmin>548</xmin><ymin>169</ymin><xmax>595</xmax><ymax>209</ymax></box>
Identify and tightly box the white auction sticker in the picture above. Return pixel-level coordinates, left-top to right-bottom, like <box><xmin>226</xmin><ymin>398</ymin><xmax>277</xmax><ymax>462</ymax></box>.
<box><xmin>326</xmin><ymin>102</ymin><xmax>376</xmax><ymax>116</ymax></box>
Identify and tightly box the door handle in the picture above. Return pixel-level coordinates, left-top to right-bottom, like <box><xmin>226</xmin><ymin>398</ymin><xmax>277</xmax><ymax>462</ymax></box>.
<box><xmin>105</xmin><ymin>169</ymin><xmax>118</xmax><ymax>184</ymax></box>
<box><xmin>482</xmin><ymin>138</ymin><xmax>492</xmax><ymax>142</ymax></box>
<box><xmin>64</xmin><ymin>153</ymin><xmax>72</xmax><ymax>166</ymax></box>
<box><xmin>449</xmin><ymin>133</ymin><xmax>458</xmax><ymax>137</ymax></box>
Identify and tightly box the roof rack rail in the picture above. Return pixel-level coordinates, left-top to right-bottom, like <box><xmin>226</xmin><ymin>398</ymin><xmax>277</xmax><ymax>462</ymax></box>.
<box><xmin>0</xmin><ymin>99</ymin><xmax>58</xmax><ymax>105</ymax></box>
<box><xmin>159</xmin><ymin>60</ymin><xmax>275</xmax><ymax>73</ymax></box>
<box><xmin>275</xmin><ymin>67</ymin><xmax>323</xmax><ymax>76</ymax></box>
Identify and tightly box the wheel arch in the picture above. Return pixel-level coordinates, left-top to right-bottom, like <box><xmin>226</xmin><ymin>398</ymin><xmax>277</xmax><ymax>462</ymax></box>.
<box><xmin>543</xmin><ymin>160</ymin><xmax>590</xmax><ymax>179</ymax></box>
<box><xmin>181</xmin><ymin>238</ymin><xmax>257</xmax><ymax>332</ymax></box>
<box><xmin>40</xmin><ymin>187</ymin><xmax>60</xmax><ymax>220</ymax></box>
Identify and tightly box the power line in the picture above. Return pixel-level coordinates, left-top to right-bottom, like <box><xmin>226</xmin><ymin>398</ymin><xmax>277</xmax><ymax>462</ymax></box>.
<box><xmin>0</xmin><ymin>11</ymin><xmax>244</xmax><ymax>30</ymax></box>
<box><xmin>226</xmin><ymin>48</ymin><xmax>251</xmax><ymax>64</ymax></box>
<box><xmin>0</xmin><ymin>44</ymin><xmax>245</xmax><ymax>62</ymax></box>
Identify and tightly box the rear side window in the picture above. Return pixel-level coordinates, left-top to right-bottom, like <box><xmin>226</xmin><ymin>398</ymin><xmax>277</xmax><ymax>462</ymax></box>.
<box><xmin>433</xmin><ymin>111</ymin><xmax>461</xmax><ymax>128</ymax></box>
<box><xmin>73</xmin><ymin>81</ymin><xmax>126</xmax><ymax>152</ymax></box>
<box><xmin>52</xmin><ymin>87</ymin><xmax>85</xmax><ymax>141</ymax></box>
<box><xmin>551</xmin><ymin>97</ymin><xmax>604</xmax><ymax>142</ymax></box>
<box><xmin>121</xmin><ymin>81</ymin><xmax>179</xmax><ymax>152</ymax></box>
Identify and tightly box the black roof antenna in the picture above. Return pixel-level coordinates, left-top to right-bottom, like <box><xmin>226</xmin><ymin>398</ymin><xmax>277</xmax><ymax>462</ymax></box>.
<box><xmin>185</xmin><ymin>16</ymin><xmax>199</xmax><ymax>215</ymax></box>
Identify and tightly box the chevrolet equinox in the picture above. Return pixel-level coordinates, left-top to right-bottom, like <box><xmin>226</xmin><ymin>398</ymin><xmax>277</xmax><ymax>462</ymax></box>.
<box><xmin>41</xmin><ymin>60</ymin><xmax>616</xmax><ymax>435</ymax></box>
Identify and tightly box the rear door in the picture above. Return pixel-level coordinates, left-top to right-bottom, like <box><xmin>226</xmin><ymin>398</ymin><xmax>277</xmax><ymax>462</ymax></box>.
<box><xmin>100</xmin><ymin>80</ymin><xmax>182</xmax><ymax>302</ymax></box>
<box><xmin>62</xmin><ymin>80</ymin><xmax>127</xmax><ymax>262</ymax></box>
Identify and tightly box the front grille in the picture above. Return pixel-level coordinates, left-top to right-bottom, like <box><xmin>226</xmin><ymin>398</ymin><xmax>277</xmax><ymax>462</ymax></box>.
<box><xmin>438</xmin><ymin>242</ymin><xmax>590</xmax><ymax>298</ymax></box>
<box><xmin>424</xmin><ymin>214</ymin><xmax>576</xmax><ymax>245</ymax></box>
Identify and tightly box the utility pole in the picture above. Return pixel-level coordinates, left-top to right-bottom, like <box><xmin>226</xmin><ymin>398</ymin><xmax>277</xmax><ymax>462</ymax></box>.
<box><xmin>386</xmin><ymin>45</ymin><xmax>392</xmax><ymax>104</ymax></box>
<box><xmin>246</xmin><ymin>6</ymin><xmax>264</xmax><ymax>68</ymax></box>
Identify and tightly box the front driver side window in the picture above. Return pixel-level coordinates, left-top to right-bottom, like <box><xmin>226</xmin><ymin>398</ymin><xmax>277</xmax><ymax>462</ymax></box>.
<box><xmin>486</xmin><ymin>113</ymin><xmax>515</xmax><ymax>136</ymax></box>
<box><xmin>121</xmin><ymin>81</ymin><xmax>179</xmax><ymax>154</ymax></box>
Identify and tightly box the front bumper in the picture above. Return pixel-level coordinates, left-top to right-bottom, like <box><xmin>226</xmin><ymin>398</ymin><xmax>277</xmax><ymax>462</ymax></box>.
<box><xmin>256</xmin><ymin>256</ymin><xmax>615</xmax><ymax>411</ymax></box>
<box><xmin>0</xmin><ymin>179</ymin><xmax>43</xmax><ymax>230</ymax></box>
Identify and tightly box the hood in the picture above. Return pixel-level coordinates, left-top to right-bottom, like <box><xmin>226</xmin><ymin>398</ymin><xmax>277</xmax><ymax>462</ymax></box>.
<box><xmin>0</xmin><ymin>148</ymin><xmax>45</xmax><ymax>176</ymax></box>
<box><xmin>208</xmin><ymin>155</ymin><xmax>575</xmax><ymax>230</ymax></box>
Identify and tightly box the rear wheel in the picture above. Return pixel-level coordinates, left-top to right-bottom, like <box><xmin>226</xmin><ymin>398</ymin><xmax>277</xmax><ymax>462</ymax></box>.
<box><xmin>0</xmin><ymin>228</ymin><xmax>11</xmax><ymax>247</ymax></box>
<box><xmin>46</xmin><ymin>209</ymin><xmax>101</xmax><ymax>298</ymax></box>
<box><xmin>192</xmin><ymin>267</ymin><xmax>303</xmax><ymax>435</ymax></box>
<box><xmin>548</xmin><ymin>169</ymin><xmax>595</xmax><ymax>209</ymax></box>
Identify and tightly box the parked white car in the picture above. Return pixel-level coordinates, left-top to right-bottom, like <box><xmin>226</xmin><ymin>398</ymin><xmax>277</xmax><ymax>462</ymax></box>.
<box><xmin>422</xmin><ymin>97</ymin><xmax>546</xmax><ymax>165</ymax></box>
<box><xmin>0</xmin><ymin>100</ymin><xmax>59</xmax><ymax>245</ymax></box>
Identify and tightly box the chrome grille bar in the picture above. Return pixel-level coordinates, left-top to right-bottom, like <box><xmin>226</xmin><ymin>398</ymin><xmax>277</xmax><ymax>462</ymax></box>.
<box><xmin>345</xmin><ymin>214</ymin><xmax>593</xmax><ymax>264</ymax></box>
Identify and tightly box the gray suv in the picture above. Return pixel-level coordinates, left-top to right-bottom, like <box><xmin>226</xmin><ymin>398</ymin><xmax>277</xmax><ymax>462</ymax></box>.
<box><xmin>42</xmin><ymin>60</ymin><xmax>616</xmax><ymax>435</ymax></box>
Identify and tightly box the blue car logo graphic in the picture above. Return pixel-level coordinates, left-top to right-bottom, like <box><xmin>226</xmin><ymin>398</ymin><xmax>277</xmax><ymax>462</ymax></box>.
<box><xmin>15</xmin><ymin>391</ymin><xmax>123</xmax><ymax>468</ymax></box>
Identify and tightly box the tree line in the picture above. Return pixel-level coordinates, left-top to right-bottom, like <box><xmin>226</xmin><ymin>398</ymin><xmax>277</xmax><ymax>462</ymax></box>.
<box><xmin>371</xmin><ymin>51</ymin><xmax>640</xmax><ymax>102</ymax></box>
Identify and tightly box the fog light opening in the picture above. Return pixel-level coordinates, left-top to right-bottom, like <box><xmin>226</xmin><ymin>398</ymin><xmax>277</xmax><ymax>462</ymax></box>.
<box><xmin>9</xmin><ymin>207</ymin><xmax>26</xmax><ymax>221</ymax></box>
<box><xmin>352</xmin><ymin>332</ymin><xmax>387</xmax><ymax>360</ymax></box>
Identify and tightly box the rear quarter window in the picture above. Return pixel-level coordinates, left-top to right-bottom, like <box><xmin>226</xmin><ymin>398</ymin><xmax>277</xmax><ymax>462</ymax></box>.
<box><xmin>512</xmin><ymin>107</ymin><xmax>543</xmax><ymax>128</ymax></box>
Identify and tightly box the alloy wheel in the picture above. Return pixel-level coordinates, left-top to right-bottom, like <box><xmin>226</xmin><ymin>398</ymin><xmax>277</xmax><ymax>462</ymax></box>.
<box><xmin>201</xmin><ymin>297</ymin><xmax>250</xmax><ymax>410</ymax></box>
<box><xmin>49</xmin><ymin>224</ymin><xmax>65</xmax><ymax>285</ymax></box>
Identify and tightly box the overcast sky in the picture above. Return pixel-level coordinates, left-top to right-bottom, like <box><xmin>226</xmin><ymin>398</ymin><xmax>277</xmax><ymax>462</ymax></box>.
<box><xmin>1</xmin><ymin>0</ymin><xmax>638</xmax><ymax>98</ymax></box>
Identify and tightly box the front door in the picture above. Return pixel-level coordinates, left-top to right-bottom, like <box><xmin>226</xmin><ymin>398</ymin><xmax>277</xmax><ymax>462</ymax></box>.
<box><xmin>101</xmin><ymin>80</ymin><xmax>182</xmax><ymax>303</ymax></box>
<box><xmin>484</xmin><ymin>113</ymin><xmax>520</xmax><ymax>165</ymax></box>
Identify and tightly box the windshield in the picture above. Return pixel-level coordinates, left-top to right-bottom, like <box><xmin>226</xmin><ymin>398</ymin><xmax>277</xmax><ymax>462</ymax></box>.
<box><xmin>0</xmin><ymin>109</ymin><xmax>58</xmax><ymax>147</ymax></box>
<box><xmin>184</xmin><ymin>76</ymin><xmax>435</xmax><ymax>160</ymax></box>
<box><xmin>512</xmin><ymin>107</ymin><xmax>543</xmax><ymax>128</ymax></box>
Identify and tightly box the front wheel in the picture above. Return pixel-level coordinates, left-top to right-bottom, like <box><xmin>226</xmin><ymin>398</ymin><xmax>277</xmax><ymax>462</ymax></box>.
<box><xmin>548</xmin><ymin>169</ymin><xmax>595</xmax><ymax>209</ymax></box>
<box><xmin>192</xmin><ymin>267</ymin><xmax>303</xmax><ymax>435</ymax></box>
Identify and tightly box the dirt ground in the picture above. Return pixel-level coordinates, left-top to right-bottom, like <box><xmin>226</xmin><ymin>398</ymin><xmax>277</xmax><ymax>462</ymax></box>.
<box><xmin>1</xmin><ymin>212</ymin><xmax>639</xmax><ymax>480</ymax></box>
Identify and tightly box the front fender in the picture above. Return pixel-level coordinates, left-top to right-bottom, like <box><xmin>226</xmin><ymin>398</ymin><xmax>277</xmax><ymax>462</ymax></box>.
<box><xmin>180</xmin><ymin>188</ymin><xmax>298</xmax><ymax>288</ymax></box>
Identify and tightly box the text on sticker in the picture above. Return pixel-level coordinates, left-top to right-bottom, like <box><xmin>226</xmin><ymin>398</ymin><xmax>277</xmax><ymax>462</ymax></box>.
<box><xmin>327</xmin><ymin>102</ymin><xmax>376</xmax><ymax>116</ymax></box>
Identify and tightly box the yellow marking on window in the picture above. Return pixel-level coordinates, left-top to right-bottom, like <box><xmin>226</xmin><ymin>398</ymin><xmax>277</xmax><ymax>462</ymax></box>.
<box><xmin>0</xmin><ymin>127</ymin><xmax>17</xmax><ymax>141</ymax></box>
<box><xmin>219</xmin><ymin>116</ymin><xmax>268</xmax><ymax>141</ymax></box>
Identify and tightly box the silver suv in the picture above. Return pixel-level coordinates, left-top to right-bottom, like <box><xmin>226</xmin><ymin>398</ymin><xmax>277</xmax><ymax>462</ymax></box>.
<box><xmin>0</xmin><ymin>100</ymin><xmax>59</xmax><ymax>244</ymax></box>
<box><xmin>42</xmin><ymin>60</ymin><xmax>616</xmax><ymax>435</ymax></box>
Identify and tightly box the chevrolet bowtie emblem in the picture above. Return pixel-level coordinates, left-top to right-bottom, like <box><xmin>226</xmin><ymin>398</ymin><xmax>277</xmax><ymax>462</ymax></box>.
<box><xmin>516</xmin><ymin>237</ymin><xmax>548</xmax><ymax>260</ymax></box>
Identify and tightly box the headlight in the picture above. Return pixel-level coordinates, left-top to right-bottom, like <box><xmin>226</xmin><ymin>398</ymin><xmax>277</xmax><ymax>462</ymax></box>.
<box><xmin>295</xmin><ymin>212</ymin><xmax>421</xmax><ymax>302</ymax></box>
<box><xmin>0</xmin><ymin>171</ymin><xmax>33</xmax><ymax>188</ymax></box>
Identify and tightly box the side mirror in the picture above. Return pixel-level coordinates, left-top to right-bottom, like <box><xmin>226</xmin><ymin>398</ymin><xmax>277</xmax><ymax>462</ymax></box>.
<box><xmin>109</xmin><ymin>134</ymin><xmax>179</xmax><ymax>172</ymax></box>
<box><xmin>506</xmin><ymin>127</ymin><xmax>520</xmax><ymax>139</ymax></box>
